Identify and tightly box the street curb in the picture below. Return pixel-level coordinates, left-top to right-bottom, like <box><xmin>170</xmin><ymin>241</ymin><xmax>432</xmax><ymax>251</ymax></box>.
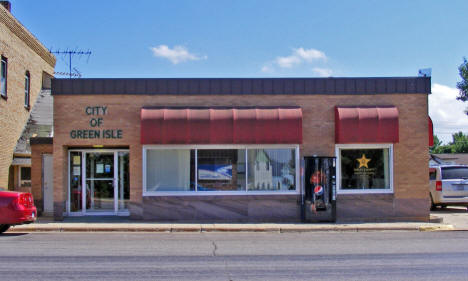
<box><xmin>8</xmin><ymin>223</ymin><xmax>456</xmax><ymax>233</ymax></box>
<box><xmin>418</xmin><ymin>225</ymin><xmax>455</xmax><ymax>231</ymax></box>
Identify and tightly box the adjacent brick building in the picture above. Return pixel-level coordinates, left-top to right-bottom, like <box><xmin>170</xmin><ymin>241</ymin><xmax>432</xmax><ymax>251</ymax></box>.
<box><xmin>36</xmin><ymin>77</ymin><xmax>432</xmax><ymax>222</ymax></box>
<box><xmin>0</xmin><ymin>1</ymin><xmax>56</xmax><ymax>189</ymax></box>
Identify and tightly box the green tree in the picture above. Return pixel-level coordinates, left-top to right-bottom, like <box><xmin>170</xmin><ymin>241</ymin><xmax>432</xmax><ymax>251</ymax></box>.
<box><xmin>431</xmin><ymin>132</ymin><xmax>468</xmax><ymax>153</ymax></box>
<box><xmin>431</xmin><ymin>135</ymin><xmax>453</xmax><ymax>154</ymax></box>
<box><xmin>456</xmin><ymin>58</ymin><xmax>468</xmax><ymax>106</ymax></box>
<box><xmin>430</xmin><ymin>135</ymin><xmax>443</xmax><ymax>153</ymax></box>
<box><xmin>451</xmin><ymin>131</ymin><xmax>468</xmax><ymax>153</ymax></box>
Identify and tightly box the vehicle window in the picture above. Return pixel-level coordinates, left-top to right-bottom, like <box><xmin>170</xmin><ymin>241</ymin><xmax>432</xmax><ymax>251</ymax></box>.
<box><xmin>429</xmin><ymin>170</ymin><xmax>437</xmax><ymax>180</ymax></box>
<box><xmin>441</xmin><ymin>167</ymin><xmax>468</xmax><ymax>180</ymax></box>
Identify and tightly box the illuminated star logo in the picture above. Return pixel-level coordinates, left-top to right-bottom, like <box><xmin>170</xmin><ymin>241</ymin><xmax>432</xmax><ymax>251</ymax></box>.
<box><xmin>357</xmin><ymin>154</ymin><xmax>371</xmax><ymax>168</ymax></box>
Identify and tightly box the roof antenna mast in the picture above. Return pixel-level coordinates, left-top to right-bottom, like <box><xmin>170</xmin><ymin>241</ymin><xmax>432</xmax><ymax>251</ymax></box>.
<box><xmin>49</xmin><ymin>48</ymin><xmax>92</xmax><ymax>78</ymax></box>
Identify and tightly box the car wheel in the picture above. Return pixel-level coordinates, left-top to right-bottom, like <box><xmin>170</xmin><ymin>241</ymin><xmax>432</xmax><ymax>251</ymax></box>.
<box><xmin>430</xmin><ymin>194</ymin><xmax>437</xmax><ymax>211</ymax></box>
<box><xmin>0</xmin><ymin>224</ymin><xmax>10</xmax><ymax>234</ymax></box>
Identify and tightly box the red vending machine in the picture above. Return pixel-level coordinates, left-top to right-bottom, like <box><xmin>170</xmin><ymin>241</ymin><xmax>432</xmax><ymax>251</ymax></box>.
<box><xmin>302</xmin><ymin>156</ymin><xmax>336</xmax><ymax>222</ymax></box>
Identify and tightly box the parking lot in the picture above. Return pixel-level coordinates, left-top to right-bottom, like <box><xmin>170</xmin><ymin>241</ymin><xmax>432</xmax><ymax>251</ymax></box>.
<box><xmin>432</xmin><ymin>206</ymin><xmax>468</xmax><ymax>230</ymax></box>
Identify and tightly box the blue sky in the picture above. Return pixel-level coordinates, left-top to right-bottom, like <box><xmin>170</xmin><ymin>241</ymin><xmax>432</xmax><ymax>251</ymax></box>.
<box><xmin>9</xmin><ymin>0</ymin><xmax>468</xmax><ymax>142</ymax></box>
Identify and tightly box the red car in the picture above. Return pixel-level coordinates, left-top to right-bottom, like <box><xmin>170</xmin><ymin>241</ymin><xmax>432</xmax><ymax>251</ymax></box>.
<box><xmin>0</xmin><ymin>188</ymin><xmax>37</xmax><ymax>233</ymax></box>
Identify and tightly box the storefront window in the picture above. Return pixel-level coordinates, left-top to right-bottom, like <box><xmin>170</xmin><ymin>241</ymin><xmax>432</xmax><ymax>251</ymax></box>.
<box><xmin>146</xmin><ymin>149</ymin><xmax>196</xmax><ymax>192</ymax></box>
<box><xmin>247</xmin><ymin>149</ymin><xmax>296</xmax><ymax>191</ymax></box>
<box><xmin>338</xmin><ymin>146</ymin><xmax>391</xmax><ymax>192</ymax></box>
<box><xmin>197</xmin><ymin>149</ymin><xmax>245</xmax><ymax>191</ymax></box>
<box><xmin>143</xmin><ymin>147</ymin><xmax>297</xmax><ymax>194</ymax></box>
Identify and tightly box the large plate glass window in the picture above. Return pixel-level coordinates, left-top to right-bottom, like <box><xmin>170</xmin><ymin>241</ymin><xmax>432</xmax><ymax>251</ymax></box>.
<box><xmin>337</xmin><ymin>144</ymin><xmax>392</xmax><ymax>193</ymax></box>
<box><xmin>143</xmin><ymin>147</ymin><xmax>297</xmax><ymax>194</ymax></box>
<box><xmin>247</xmin><ymin>149</ymin><xmax>296</xmax><ymax>191</ymax></box>
<box><xmin>145</xmin><ymin>149</ymin><xmax>196</xmax><ymax>192</ymax></box>
<box><xmin>197</xmin><ymin>149</ymin><xmax>245</xmax><ymax>191</ymax></box>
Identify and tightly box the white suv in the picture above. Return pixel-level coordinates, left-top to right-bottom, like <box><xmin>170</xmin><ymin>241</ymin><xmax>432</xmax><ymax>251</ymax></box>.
<box><xmin>429</xmin><ymin>165</ymin><xmax>468</xmax><ymax>210</ymax></box>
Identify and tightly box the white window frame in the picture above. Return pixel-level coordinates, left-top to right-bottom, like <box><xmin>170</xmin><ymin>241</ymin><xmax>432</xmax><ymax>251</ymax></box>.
<box><xmin>335</xmin><ymin>143</ymin><xmax>394</xmax><ymax>194</ymax></box>
<box><xmin>142</xmin><ymin>144</ymin><xmax>300</xmax><ymax>196</ymax></box>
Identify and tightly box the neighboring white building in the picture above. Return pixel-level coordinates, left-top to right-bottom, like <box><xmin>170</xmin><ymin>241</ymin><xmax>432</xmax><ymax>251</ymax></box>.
<box><xmin>253</xmin><ymin>150</ymin><xmax>273</xmax><ymax>190</ymax></box>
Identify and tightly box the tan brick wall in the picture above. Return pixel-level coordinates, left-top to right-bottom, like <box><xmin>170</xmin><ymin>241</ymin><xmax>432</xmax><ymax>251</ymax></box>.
<box><xmin>30</xmin><ymin>143</ymin><xmax>53</xmax><ymax>212</ymax></box>
<box><xmin>0</xmin><ymin>6</ymin><xmax>55</xmax><ymax>187</ymax></box>
<box><xmin>53</xmin><ymin>93</ymin><xmax>429</xmax><ymax>220</ymax></box>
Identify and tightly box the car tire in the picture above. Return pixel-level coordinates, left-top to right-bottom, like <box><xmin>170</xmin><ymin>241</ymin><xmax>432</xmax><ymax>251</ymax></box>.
<box><xmin>430</xmin><ymin>194</ymin><xmax>437</xmax><ymax>211</ymax></box>
<box><xmin>0</xmin><ymin>224</ymin><xmax>10</xmax><ymax>234</ymax></box>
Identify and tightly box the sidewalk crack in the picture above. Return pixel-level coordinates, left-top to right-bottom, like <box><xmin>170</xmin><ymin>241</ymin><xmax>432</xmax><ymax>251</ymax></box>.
<box><xmin>211</xmin><ymin>241</ymin><xmax>218</xmax><ymax>256</ymax></box>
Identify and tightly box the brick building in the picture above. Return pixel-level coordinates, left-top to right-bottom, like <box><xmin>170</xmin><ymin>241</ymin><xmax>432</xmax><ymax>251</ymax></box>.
<box><xmin>0</xmin><ymin>1</ymin><xmax>56</xmax><ymax>190</ymax></box>
<box><xmin>32</xmin><ymin>77</ymin><xmax>431</xmax><ymax>222</ymax></box>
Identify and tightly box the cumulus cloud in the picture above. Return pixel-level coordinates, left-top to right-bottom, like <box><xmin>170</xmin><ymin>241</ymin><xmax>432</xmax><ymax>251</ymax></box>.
<box><xmin>262</xmin><ymin>47</ymin><xmax>329</xmax><ymax>74</ymax></box>
<box><xmin>150</xmin><ymin>45</ymin><xmax>206</xmax><ymax>64</ymax></box>
<box><xmin>429</xmin><ymin>83</ymin><xmax>468</xmax><ymax>143</ymax></box>
<box><xmin>275</xmin><ymin>47</ymin><xmax>326</xmax><ymax>68</ymax></box>
<box><xmin>312</xmin><ymin>67</ymin><xmax>333</xmax><ymax>77</ymax></box>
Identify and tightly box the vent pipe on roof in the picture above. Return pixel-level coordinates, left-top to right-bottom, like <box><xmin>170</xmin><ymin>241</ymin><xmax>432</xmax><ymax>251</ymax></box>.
<box><xmin>0</xmin><ymin>1</ymin><xmax>11</xmax><ymax>12</ymax></box>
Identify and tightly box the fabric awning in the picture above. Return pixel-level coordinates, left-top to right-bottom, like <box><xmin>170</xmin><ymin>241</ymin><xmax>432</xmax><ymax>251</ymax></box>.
<box><xmin>141</xmin><ymin>107</ymin><xmax>302</xmax><ymax>144</ymax></box>
<box><xmin>335</xmin><ymin>106</ymin><xmax>399</xmax><ymax>143</ymax></box>
<box><xmin>428</xmin><ymin>116</ymin><xmax>434</xmax><ymax>147</ymax></box>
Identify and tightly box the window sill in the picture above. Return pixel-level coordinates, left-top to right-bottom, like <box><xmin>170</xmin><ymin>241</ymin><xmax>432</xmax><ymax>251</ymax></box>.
<box><xmin>143</xmin><ymin>190</ymin><xmax>300</xmax><ymax>196</ymax></box>
<box><xmin>1</xmin><ymin>94</ymin><xmax>6</xmax><ymax>101</ymax></box>
<box><xmin>24</xmin><ymin>105</ymin><xmax>30</xmax><ymax>111</ymax></box>
<box><xmin>337</xmin><ymin>189</ymin><xmax>393</xmax><ymax>195</ymax></box>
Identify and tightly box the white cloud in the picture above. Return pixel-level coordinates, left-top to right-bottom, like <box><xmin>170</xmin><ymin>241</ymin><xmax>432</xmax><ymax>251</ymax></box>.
<box><xmin>261</xmin><ymin>65</ymin><xmax>273</xmax><ymax>73</ymax></box>
<box><xmin>275</xmin><ymin>48</ymin><xmax>327</xmax><ymax>69</ymax></box>
<box><xmin>276</xmin><ymin>55</ymin><xmax>301</xmax><ymax>68</ymax></box>
<box><xmin>150</xmin><ymin>45</ymin><xmax>206</xmax><ymax>64</ymax></box>
<box><xmin>294</xmin><ymin>48</ymin><xmax>327</xmax><ymax>62</ymax></box>
<box><xmin>312</xmin><ymin>67</ymin><xmax>332</xmax><ymax>77</ymax></box>
<box><xmin>262</xmin><ymin>47</ymin><xmax>329</xmax><ymax>74</ymax></box>
<box><xmin>429</xmin><ymin>83</ymin><xmax>468</xmax><ymax>143</ymax></box>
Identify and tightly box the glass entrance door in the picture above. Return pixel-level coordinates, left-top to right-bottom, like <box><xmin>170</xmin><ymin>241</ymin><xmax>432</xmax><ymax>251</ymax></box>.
<box><xmin>68</xmin><ymin>149</ymin><xmax>129</xmax><ymax>215</ymax></box>
<box><xmin>86</xmin><ymin>152</ymin><xmax>115</xmax><ymax>212</ymax></box>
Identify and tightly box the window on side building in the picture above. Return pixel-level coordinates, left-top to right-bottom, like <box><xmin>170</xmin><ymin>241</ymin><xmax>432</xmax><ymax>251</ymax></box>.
<box><xmin>24</xmin><ymin>71</ymin><xmax>30</xmax><ymax>109</ymax></box>
<box><xmin>336</xmin><ymin>144</ymin><xmax>393</xmax><ymax>194</ymax></box>
<box><xmin>20</xmin><ymin>166</ymin><xmax>31</xmax><ymax>187</ymax></box>
<box><xmin>1</xmin><ymin>56</ymin><xmax>7</xmax><ymax>99</ymax></box>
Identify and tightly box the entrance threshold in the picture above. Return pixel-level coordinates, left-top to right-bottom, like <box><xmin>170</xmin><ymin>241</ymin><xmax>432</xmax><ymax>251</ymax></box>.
<box><xmin>63</xmin><ymin>215</ymin><xmax>132</xmax><ymax>223</ymax></box>
<box><xmin>66</xmin><ymin>211</ymin><xmax>130</xmax><ymax>217</ymax></box>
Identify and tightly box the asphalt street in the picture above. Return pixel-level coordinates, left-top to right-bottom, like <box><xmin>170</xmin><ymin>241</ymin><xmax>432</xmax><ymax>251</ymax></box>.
<box><xmin>1</xmin><ymin>231</ymin><xmax>468</xmax><ymax>280</ymax></box>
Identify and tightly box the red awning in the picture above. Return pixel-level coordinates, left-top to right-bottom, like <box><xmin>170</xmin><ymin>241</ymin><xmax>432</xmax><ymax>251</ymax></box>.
<box><xmin>141</xmin><ymin>107</ymin><xmax>302</xmax><ymax>144</ymax></box>
<box><xmin>428</xmin><ymin>116</ymin><xmax>434</xmax><ymax>147</ymax></box>
<box><xmin>335</xmin><ymin>106</ymin><xmax>399</xmax><ymax>143</ymax></box>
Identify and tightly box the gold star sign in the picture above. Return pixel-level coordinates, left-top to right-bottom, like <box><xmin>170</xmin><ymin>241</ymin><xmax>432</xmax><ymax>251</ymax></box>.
<box><xmin>357</xmin><ymin>154</ymin><xmax>371</xmax><ymax>168</ymax></box>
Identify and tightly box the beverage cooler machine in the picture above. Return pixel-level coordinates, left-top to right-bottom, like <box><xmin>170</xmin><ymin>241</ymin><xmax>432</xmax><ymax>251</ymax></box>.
<box><xmin>301</xmin><ymin>156</ymin><xmax>336</xmax><ymax>222</ymax></box>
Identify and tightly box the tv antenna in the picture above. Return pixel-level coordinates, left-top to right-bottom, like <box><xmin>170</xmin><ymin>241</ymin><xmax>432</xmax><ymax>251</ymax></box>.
<box><xmin>49</xmin><ymin>48</ymin><xmax>92</xmax><ymax>78</ymax></box>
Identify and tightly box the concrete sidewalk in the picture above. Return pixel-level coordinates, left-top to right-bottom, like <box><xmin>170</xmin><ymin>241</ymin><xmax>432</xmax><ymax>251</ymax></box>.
<box><xmin>8</xmin><ymin>217</ymin><xmax>455</xmax><ymax>233</ymax></box>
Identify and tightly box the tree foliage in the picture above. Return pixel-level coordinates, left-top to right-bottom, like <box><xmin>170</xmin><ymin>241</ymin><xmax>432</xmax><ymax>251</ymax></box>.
<box><xmin>431</xmin><ymin>132</ymin><xmax>468</xmax><ymax>153</ymax></box>
<box><xmin>456</xmin><ymin>58</ymin><xmax>468</xmax><ymax>103</ymax></box>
